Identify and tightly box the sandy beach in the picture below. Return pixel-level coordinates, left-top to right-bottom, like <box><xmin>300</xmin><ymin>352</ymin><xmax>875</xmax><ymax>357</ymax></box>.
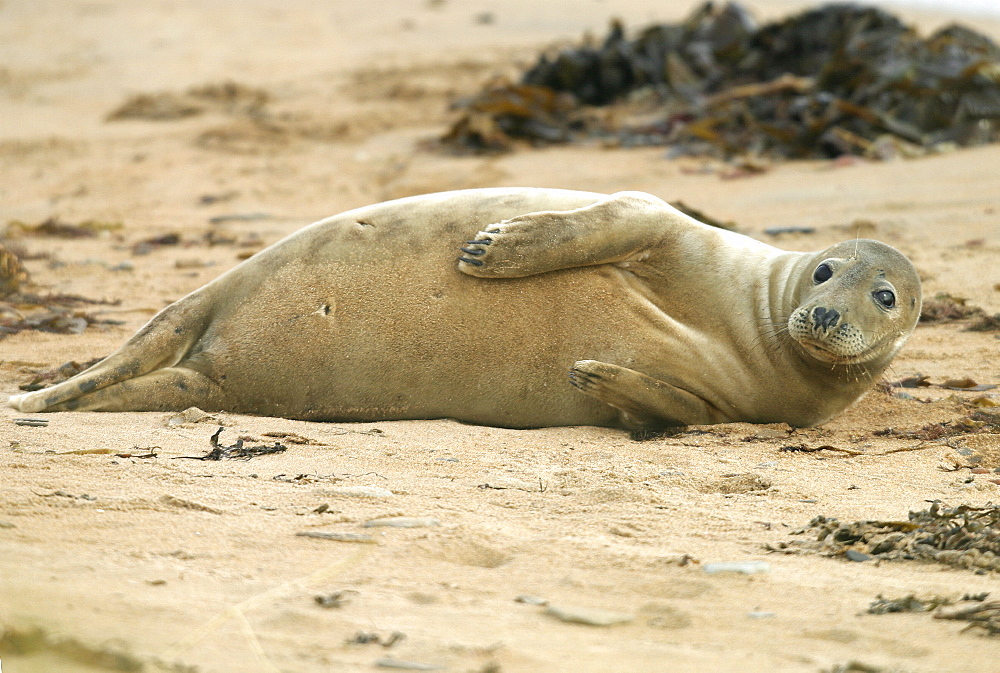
<box><xmin>2</xmin><ymin>1</ymin><xmax>999</xmax><ymax>671</ymax></box>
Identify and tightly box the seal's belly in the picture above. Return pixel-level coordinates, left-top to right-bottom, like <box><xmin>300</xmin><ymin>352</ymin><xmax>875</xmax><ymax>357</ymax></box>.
<box><xmin>189</xmin><ymin>190</ymin><xmax>681</xmax><ymax>425</ymax></box>
<box><xmin>204</xmin><ymin>261</ymin><xmax>662</xmax><ymax>425</ymax></box>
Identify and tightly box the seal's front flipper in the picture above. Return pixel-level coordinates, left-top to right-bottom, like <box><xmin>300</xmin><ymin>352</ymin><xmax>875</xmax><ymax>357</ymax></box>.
<box><xmin>458</xmin><ymin>191</ymin><xmax>670</xmax><ymax>278</ymax></box>
<box><xmin>568</xmin><ymin>359</ymin><xmax>721</xmax><ymax>428</ymax></box>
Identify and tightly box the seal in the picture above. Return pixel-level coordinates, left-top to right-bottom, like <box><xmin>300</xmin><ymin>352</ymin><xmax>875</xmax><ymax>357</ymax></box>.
<box><xmin>7</xmin><ymin>188</ymin><xmax>921</xmax><ymax>429</ymax></box>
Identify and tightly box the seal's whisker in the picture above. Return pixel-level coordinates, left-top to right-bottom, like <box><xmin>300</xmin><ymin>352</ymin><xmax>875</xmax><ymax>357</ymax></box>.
<box><xmin>881</xmin><ymin>362</ymin><xmax>903</xmax><ymax>388</ymax></box>
<box><xmin>751</xmin><ymin>322</ymin><xmax>790</xmax><ymax>337</ymax></box>
<box><xmin>749</xmin><ymin>320</ymin><xmax>793</xmax><ymax>356</ymax></box>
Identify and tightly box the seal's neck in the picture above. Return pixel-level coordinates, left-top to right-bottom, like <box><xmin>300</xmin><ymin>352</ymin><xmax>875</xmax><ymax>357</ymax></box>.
<box><xmin>761</xmin><ymin>252</ymin><xmax>812</xmax><ymax>332</ymax></box>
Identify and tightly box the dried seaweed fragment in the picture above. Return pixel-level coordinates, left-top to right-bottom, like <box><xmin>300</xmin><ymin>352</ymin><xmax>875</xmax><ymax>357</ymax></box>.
<box><xmin>861</xmin><ymin>593</ymin><xmax>998</xmax><ymax>638</ymax></box>
<box><xmin>132</xmin><ymin>233</ymin><xmax>181</xmax><ymax>255</ymax></box>
<box><xmin>107</xmin><ymin>93</ymin><xmax>205</xmax><ymax>121</ymax></box>
<box><xmin>1</xmin><ymin>292</ymin><xmax>122</xmax><ymax>339</ymax></box>
<box><xmin>872</xmin><ymin>409</ymin><xmax>1000</xmax><ymax>441</ymax></box>
<box><xmin>824</xmin><ymin>662</ymin><xmax>897</xmax><ymax>673</ymax></box>
<box><xmin>0</xmin><ymin>307</ymin><xmax>123</xmax><ymax>338</ymax></box>
<box><xmin>868</xmin><ymin>593</ymin><xmax>951</xmax><ymax>614</ymax></box>
<box><xmin>174</xmin><ymin>427</ymin><xmax>286</xmax><ymax>460</ymax></box>
<box><xmin>769</xmin><ymin>501</ymin><xmax>1000</xmax><ymax>572</ymax></box>
<box><xmin>934</xmin><ymin>596</ymin><xmax>1000</xmax><ymax>635</ymax></box>
<box><xmin>442</xmin><ymin>84</ymin><xmax>580</xmax><ymax>152</ymax></box>
<box><xmin>6</xmin><ymin>217</ymin><xmax>122</xmax><ymax>238</ymax></box>
<box><xmin>107</xmin><ymin>80</ymin><xmax>269</xmax><ymax>121</ymax></box>
<box><xmin>919</xmin><ymin>292</ymin><xmax>985</xmax><ymax>323</ymax></box>
<box><xmin>0</xmin><ymin>243</ymin><xmax>29</xmax><ymax>297</ymax></box>
<box><xmin>966</xmin><ymin>313</ymin><xmax>1000</xmax><ymax>332</ymax></box>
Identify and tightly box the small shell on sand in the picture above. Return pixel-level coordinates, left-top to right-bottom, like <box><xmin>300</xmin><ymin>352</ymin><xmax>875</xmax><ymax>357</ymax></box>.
<box><xmin>702</xmin><ymin>561</ymin><xmax>771</xmax><ymax>575</ymax></box>
<box><xmin>363</xmin><ymin>517</ymin><xmax>440</xmax><ymax>528</ymax></box>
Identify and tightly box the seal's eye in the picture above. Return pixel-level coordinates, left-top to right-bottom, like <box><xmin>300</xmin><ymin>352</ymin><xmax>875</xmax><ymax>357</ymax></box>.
<box><xmin>874</xmin><ymin>290</ymin><xmax>895</xmax><ymax>308</ymax></box>
<box><xmin>813</xmin><ymin>263</ymin><xmax>833</xmax><ymax>283</ymax></box>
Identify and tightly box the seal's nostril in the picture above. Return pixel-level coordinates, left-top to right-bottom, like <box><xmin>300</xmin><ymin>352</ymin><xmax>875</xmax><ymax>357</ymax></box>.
<box><xmin>812</xmin><ymin>307</ymin><xmax>840</xmax><ymax>331</ymax></box>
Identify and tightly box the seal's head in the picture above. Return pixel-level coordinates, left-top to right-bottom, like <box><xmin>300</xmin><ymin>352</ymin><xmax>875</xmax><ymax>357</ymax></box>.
<box><xmin>788</xmin><ymin>239</ymin><xmax>921</xmax><ymax>367</ymax></box>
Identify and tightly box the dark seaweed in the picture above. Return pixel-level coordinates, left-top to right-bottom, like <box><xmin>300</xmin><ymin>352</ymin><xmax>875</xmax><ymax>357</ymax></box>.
<box><xmin>445</xmin><ymin>3</ymin><xmax>1000</xmax><ymax>158</ymax></box>
<box><xmin>1</xmin><ymin>293</ymin><xmax>123</xmax><ymax>339</ymax></box>
<box><xmin>174</xmin><ymin>427</ymin><xmax>287</xmax><ymax>460</ymax></box>
<box><xmin>769</xmin><ymin>501</ymin><xmax>1000</xmax><ymax>573</ymax></box>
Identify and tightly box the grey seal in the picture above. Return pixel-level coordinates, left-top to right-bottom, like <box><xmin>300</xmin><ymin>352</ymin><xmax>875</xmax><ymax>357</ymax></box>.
<box><xmin>8</xmin><ymin>188</ymin><xmax>921</xmax><ymax>429</ymax></box>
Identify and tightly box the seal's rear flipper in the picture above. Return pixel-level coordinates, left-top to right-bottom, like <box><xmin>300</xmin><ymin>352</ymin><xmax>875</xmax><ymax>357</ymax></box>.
<box><xmin>10</xmin><ymin>367</ymin><xmax>222</xmax><ymax>412</ymax></box>
<box><xmin>7</xmin><ymin>298</ymin><xmax>212</xmax><ymax>413</ymax></box>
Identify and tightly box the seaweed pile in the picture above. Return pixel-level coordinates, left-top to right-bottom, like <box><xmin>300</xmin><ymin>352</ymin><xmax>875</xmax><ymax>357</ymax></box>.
<box><xmin>444</xmin><ymin>2</ymin><xmax>1000</xmax><ymax>158</ymax></box>
<box><xmin>768</xmin><ymin>501</ymin><xmax>1000</xmax><ymax>572</ymax></box>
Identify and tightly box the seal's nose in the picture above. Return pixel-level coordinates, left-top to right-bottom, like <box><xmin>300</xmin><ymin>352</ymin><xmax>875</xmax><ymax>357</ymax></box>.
<box><xmin>812</xmin><ymin>306</ymin><xmax>840</xmax><ymax>331</ymax></box>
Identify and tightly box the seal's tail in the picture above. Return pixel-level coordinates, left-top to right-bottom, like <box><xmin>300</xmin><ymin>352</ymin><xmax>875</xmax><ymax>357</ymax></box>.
<box><xmin>8</xmin><ymin>296</ymin><xmax>213</xmax><ymax>413</ymax></box>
